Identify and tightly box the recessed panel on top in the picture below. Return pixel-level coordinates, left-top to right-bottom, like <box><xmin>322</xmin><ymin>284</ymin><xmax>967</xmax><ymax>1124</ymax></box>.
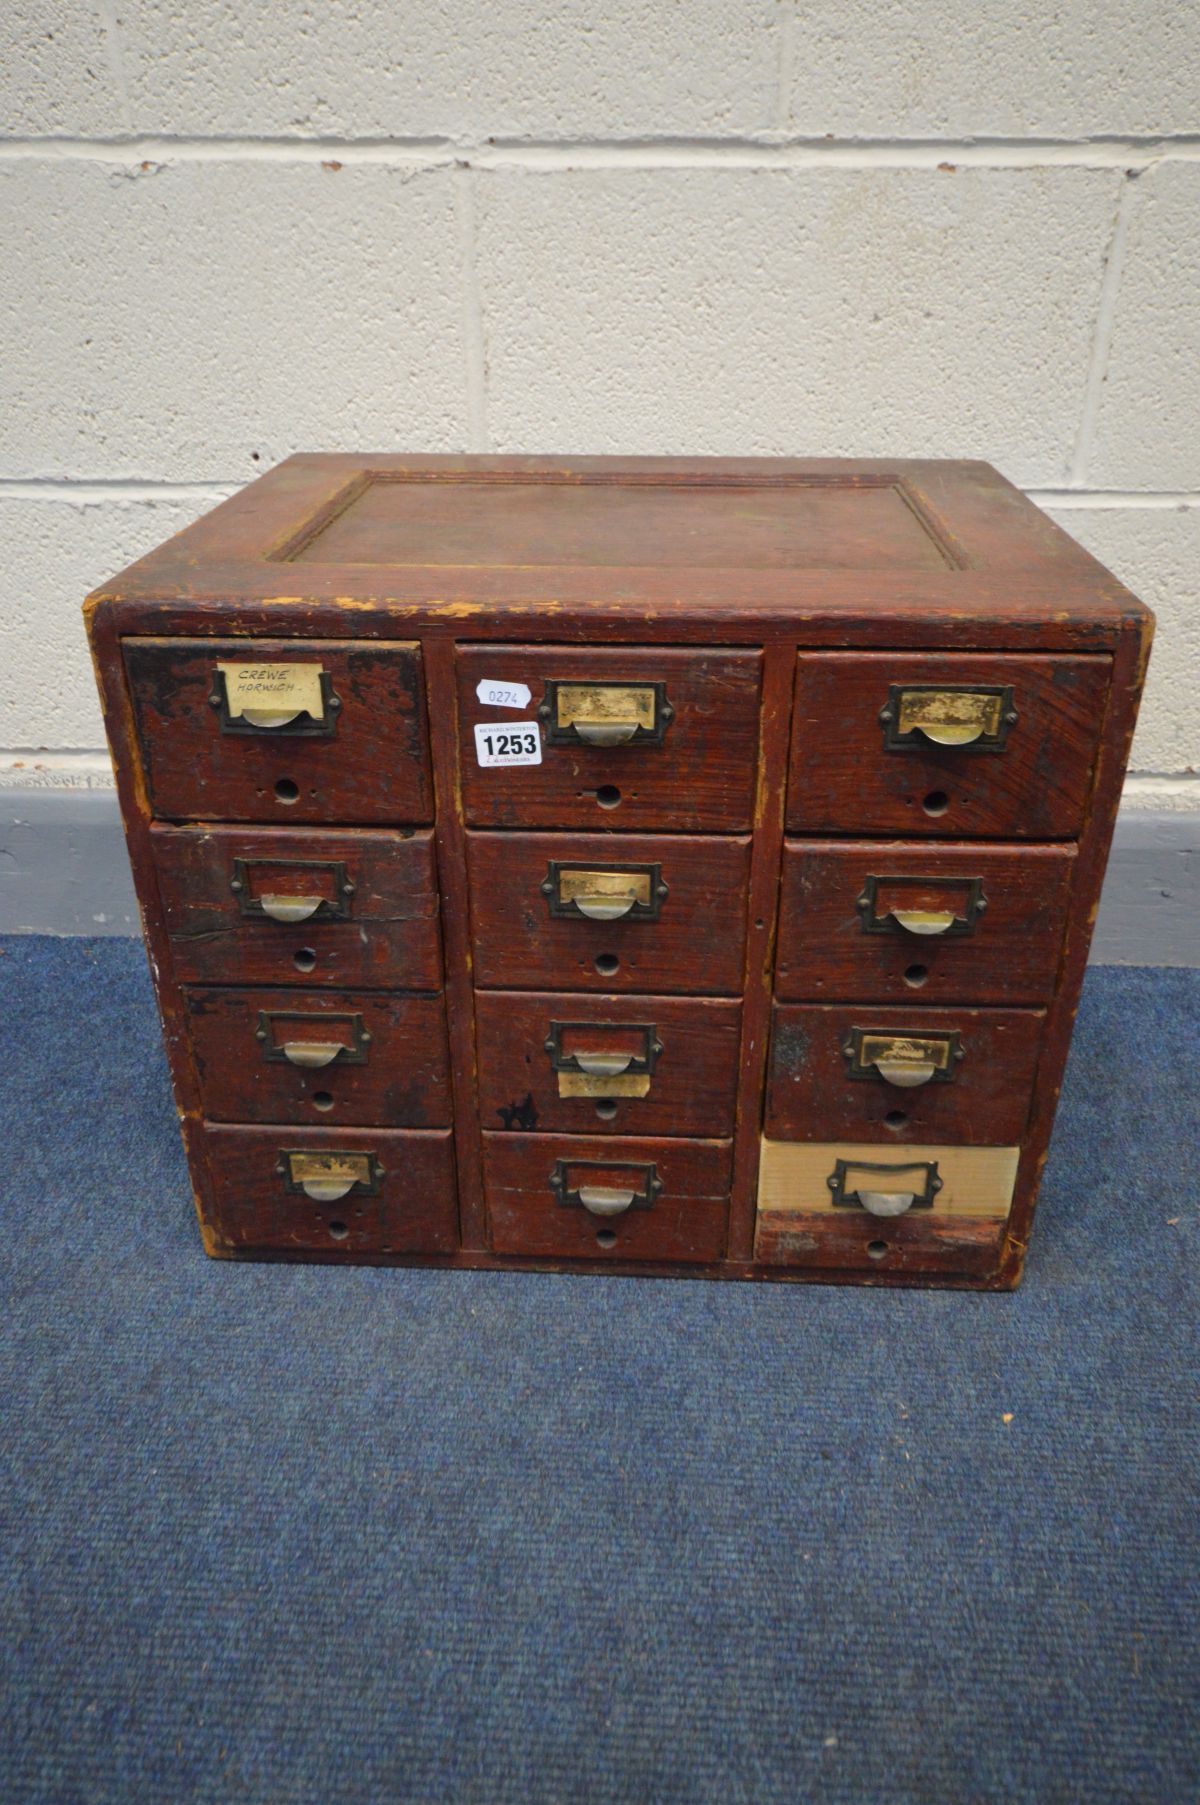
<box><xmin>286</xmin><ymin>474</ymin><xmax>955</xmax><ymax>570</ymax></box>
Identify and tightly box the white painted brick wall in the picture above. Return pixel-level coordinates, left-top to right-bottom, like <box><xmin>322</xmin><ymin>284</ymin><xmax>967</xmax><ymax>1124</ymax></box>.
<box><xmin>1</xmin><ymin>161</ymin><xmax>468</xmax><ymax>478</ymax></box>
<box><xmin>0</xmin><ymin>494</ymin><xmax>234</xmax><ymax>750</ymax></box>
<box><xmin>474</xmin><ymin>167</ymin><xmax>1118</xmax><ymax>478</ymax></box>
<box><xmin>112</xmin><ymin>1</ymin><xmax>780</xmax><ymax>140</ymax></box>
<box><xmin>1087</xmin><ymin>164</ymin><xmax>1200</xmax><ymax>490</ymax></box>
<box><xmin>1</xmin><ymin>1</ymin><xmax>1197</xmax><ymax>809</ymax></box>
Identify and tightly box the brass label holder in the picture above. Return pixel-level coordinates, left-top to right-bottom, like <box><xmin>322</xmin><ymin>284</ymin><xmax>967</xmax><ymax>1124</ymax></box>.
<box><xmin>230</xmin><ymin>857</ymin><xmax>355</xmax><ymax>923</ymax></box>
<box><xmin>550</xmin><ymin>1159</ymin><xmax>663</xmax><ymax>1217</ymax></box>
<box><xmin>856</xmin><ymin>873</ymin><xmax>986</xmax><ymax>938</ymax></box>
<box><xmin>545</xmin><ymin>1020</ymin><xmax>663</xmax><ymax>1099</ymax></box>
<box><xmin>277</xmin><ymin>1149</ymin><xmax>384</xmax><ymax>1202</ymax></box>
<box><xmin>539</xmin><ymin>680</ymin><xmax>673</xmax><ymax>748</ymax></box>
<box><xmin>879</xmin><ymin>683</ymin><xmax>1016</xmax><ymax>752</ymax></box>
<box><xmin>542</xmin><ymin>861</ymin><xmax>667</xmax><ymax>923</ymax></box>
<box><xmin>842</xmin><ymin>1027</ymin><xmax>964</xmax><ymax>1088</ymax></box>
<box><xmin>827</xmin><ymin>1157</ymin><xmax>942</xmax><ymax>1215</ymax></box>
<box><xmin>256</xmin><ymin>1010</ymin><xmax>371</xmax><ymax>1069</ymax></box>
<box><xmin>211</xmin><ymin>662</ymin><xmax>341</xmax><ymax>737</ymax></box>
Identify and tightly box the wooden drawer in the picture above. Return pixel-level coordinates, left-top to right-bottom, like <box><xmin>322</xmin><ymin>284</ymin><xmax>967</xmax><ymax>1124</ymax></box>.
<box><xmin>475</xmin><ymin>992</ymin><xmax>742</xmax><ymax>1138</ymax></box>
<box><xmin>775</xmin><ymin>839</ymin><xmax>1075</xmax><ymax>1005</ymax></box>
<box><xmin>766</xmin><ymin>1003</ymin><xmax>1044</xmax><ymax>1144</ymax></box>
<box><xmin>151</xmin><ymin>825</ymin><xmax>442</xmax><ymax>989</ymax></box>
<box><xmin>201</xmin><ymin>1125</ymin><xmax>457</xmax><ymax>1255</ymax></box>
<box><xmin>184</xmin><ymin>987</ymin><xmax>451</xmax><ymax>1127</ymax></box>
<box><xmin>468</xmin><ymin>831</ymin><xmax>751</xmax><ymax>995</ymax></box>
<box><xmin>787</xmin><ymin>652</ymin><xmax>1110</xmax><ymax>837</ymax></box>
<box><xmin>755</xmin><ymin>1138</ymin><xmax>1018</xmax><ymax>1275</ymax></box>
<box><xmin>483</xmin><ymin>1133</ymin><xmax>732</xmax><ymax>1262</ymax></box>
<box><xmin>457</xmin><ymin>645</ymin><xmax>761</xmax><ymax>831</ymax></box>
<box><xmin>124</xmin><ymin>638</ymin><xmax>432</xmax><ymax>823</ymax></box>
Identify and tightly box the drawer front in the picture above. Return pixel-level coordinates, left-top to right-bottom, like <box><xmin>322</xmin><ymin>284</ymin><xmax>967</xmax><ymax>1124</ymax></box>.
<box><xmin>468</xmin><ymin>831</ymin><xmax>751</xmax><ymax>995</ymax></box>
<box><xmin>787</xmin><ymin>652</ymin><xmax>1110</xmax><ymax>837</ymax></box>
<box><xmin>185</xmin><ymin>987</ymin><xmax>451</xmax><ymax>1127</ymax></box>
<box><xmin>755</xmin><ymin>1138</ymin><xmax>1018</xmax><ymax>1275</ymax></box>
<box><xmin>775</xmin><ymin>840</ymin><xmax>1075</xmax><ymax>1005</ymax></box>
<box><xmin>457</xmin><ymin>645</ymin><xmax>761</xmax><ymax>831</ymax></box>
<box><xmin>151</xmin><ymin>825</ymin><xmax>442</xmax><ymax>989</ymax></box>
<box><xmin>475</xmin><ymin>992</ymin><xmax>742</xmax><ymax>1138</ymax></box>
<box><xmin>766</xmin><ymin>1003</ymin><xmax>1044</xmax><ymax>1144</ymax></box>
<box><xmin>202</xmin><ymin>1125</ymin><xmax>457</xmax><ymax>1254</ymax></box>
<box><xmin>125</xmin><ymin>638</ymin><xmax>432</xmax><ymax>823</ymax></box>
<box><xmin>483</xmin><ymin>1133</ymin><xmax>732</xmax><ymax>1263</ymax></box>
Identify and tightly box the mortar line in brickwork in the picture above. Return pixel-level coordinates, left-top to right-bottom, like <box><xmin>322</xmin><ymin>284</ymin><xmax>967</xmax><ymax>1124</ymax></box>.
<box><xmin>1026</xmin><ymin>490</ymin><xmax>1200</xmax><ymax>510</ymax></box>
<box><xmin>0</xmin><ymin>479</ymin><xmax>237</xmax><ymax>504</ymax></box>
<box><xmin>1</xmin><ymin>134</ymin><xmax>1199</xmax><ymax>171</ymax></box>
<box><xmin>2</xmin><ymin>479</ymin><xmax>1198</xmax><ymax>511</ymax></box>
<box><xmin>92</xmin><ymin>0</ymin><xmax>133</xmax><ymax>134</ymax></box>
<box><xmin>772</xmin><ymin>9</ymin><xmax>798</xmax><ymax>134</ymax></box>
<box><xmin>453</xmin><ymin>164</ymin><xmax>490</xmax><ymax>453</ymax></box>
<box><xmin>1069</xmin><ymin>175</ymin><xmax>1141</xmax><ymax>487</ymax></box>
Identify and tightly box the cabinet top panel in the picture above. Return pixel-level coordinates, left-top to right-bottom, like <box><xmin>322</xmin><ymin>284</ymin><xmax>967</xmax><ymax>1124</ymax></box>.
<box><xmin>86</xmin><ymin>455</ymin><xmax>1151</xmax><ymax>648</ymax></box>
<box><xmin>287</xmin><ymin>472</ymin><xmax>954</xmax><ymax>571</ymax></box>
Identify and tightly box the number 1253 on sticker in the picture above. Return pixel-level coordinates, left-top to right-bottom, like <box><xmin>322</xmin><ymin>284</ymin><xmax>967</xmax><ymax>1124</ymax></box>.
<box><xmin>474</xmin><ymin>721</ymin><xmax>543</xmax><ymax>767</ymax></box>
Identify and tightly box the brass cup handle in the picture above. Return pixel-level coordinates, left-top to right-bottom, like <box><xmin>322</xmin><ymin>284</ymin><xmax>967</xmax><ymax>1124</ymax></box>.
<box><xmin>240</xmin><ymin>707</ymin><xmax>304</xmax><ymax>729</ymax></box>
<box><xmin>888</xmin><ymin>908</ymin><xmax>958</xmax><ymax>937</ymax></box>
<box><xmin>299</xmin><ymin>1176</ymin><xmax>356</xmax><ymax>1202</ymax></box>
<box><xmin>854</xmin><ymin>1189</ymin><xmax>917</xmax><ymax>1218</ymax></box>
<box><xmin>281</xmin><ymin>1041</ymin><xmax>346</xmax><ymax>1069</ymax></box>
<box><xmin>259</xmin><ymin>893</ymin><xmax>324</xmax><ymax>923</ymax></box>
<box><xmin>577</xmin><ymin>1185</ymin><xmax>636</xmax><ymax>1218</ymax></box>
<box><xmin>573</xmin><ymin>1050</ymin><xmax>634</xmax><ymax>1076</ymax></box>
<box><xmin>573</xmin><ymin>719</ymin><xmax>641</xmax><ymax>747</ymax></box>
<box><xmin>872</xmin><ymin>1056</ymin><xmax>937</xmax><ymax>1089</ymax></box>
<box><xmin>573</xmin><ymin>893</ymin><xmax>637</xmax><ymax>922</ymax></box>
<box><xmin>911</xmin><ymin>720</ymin><xmax>985</xmax><ymax>747</ymax></box>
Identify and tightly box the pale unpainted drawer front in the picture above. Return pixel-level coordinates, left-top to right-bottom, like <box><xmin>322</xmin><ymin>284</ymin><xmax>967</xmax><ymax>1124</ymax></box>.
<box><xmin>787</xmin><ymin>652</ymin><xmax>1111</xmax><ymax>838</ymax></box>
<box><xmin>755</xmin><ymin>1139</ymin><xmax>1020</xmax><ymax>1276</ymax></box>
<box><xmin>475</xmin><ymin>991</ymin><xmax>742</xmax><ymax>1138</ymax></box>
<box><xmin>151</xmin><ymin>825</ymin><xmax>443</xmax><ymax>989</ymax></box>
<box><xmin>124</xmin><ymin>638</ymin><xmax>432</xmax><ymax>824</ymax></box>
<box><xmin>184</xmin><ymin>986</ymin><xmax>452</xmax><ymax>1128</ymax></box>
<box><xmin>467</xmin><ymin>831</ymin><xmax>752</xmax><ymax>996</ymax></box>
<box><xmin>766</xmin><ymin>1003</ymin><xmax>1045</xmax><ymax>1145</ymax></box>
<box><xmin>201</xmin><ymin>1124</ymin><xmax>457</xmax><ymax>1255</ymax></box>
<box><xmin>774</xmin><ymin>839</ymin><xmax>1075</xmax><ymax>1006</ymax></box>
<box><xmin>457</xmin><ymin>645</ymin><xmax>762</xmax><ymax>831</ymax></box>
<box><xmin>483</xmin><ymin>1131</ymin><xmax>733</xmax><ymax>1263</ymax></box>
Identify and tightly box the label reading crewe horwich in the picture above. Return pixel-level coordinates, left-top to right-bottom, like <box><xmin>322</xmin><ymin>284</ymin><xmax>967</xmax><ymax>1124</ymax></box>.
<box><xmin>473</xmin><ymin>721</ymin><xmax>543</xmax><ymax>768</ymax></box>
<box><xmin>217</xmin><ymin>662</ymin><xmax>325</xmax><ymax>722</ymax></box>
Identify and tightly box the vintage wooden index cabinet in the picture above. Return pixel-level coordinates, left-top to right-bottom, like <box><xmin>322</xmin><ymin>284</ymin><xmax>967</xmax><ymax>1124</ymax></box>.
<box><xmin>85</xmin><ymin>456</ymin><xmax>1153</xmax><ymax>1289</ymax></box>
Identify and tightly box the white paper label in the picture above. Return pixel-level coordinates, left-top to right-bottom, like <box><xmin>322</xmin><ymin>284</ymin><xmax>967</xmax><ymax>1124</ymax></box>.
<box><xmin>476</xmin><ymin>678</ymin><xmax>532</xmax><ymax>710</ymax></box>
<box><xmin>474</xmin><ymin>721</ymin><xmax>543</xmax><ymax>768</ymax></box>
<box><xmin>217</xmin><ymin>661</ymin><xmax>324</xmax><ymax>722</ymax></box>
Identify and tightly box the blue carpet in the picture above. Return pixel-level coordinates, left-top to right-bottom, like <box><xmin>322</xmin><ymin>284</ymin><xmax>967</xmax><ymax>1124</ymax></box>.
<box><xmin>0</xmin><ymin>937</ymin><xmax>1196</xmax><ymax>1805</ymax></box>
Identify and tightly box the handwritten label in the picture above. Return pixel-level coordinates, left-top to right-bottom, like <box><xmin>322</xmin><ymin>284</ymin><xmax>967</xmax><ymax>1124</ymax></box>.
<box><xmin>474</xmin><ymin>721</ymin><xmax>542</xmax><ymax>768</ymax></box>
<box><xmin>476</xmin><ymin>678</ymin><xmax>532</xmax><ymax>710</ymax></box>
<box><xmin>217</xmin><ymin>662</ymin><xmax>324</xmax><ymax>723</ymax></box>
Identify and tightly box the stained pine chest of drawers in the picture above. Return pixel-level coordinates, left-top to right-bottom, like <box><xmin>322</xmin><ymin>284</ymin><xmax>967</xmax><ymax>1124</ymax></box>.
<box><xmin>85</xmin><ymin>456</ymin><xmax>1153</xmax><ymax>1289</ymax></box>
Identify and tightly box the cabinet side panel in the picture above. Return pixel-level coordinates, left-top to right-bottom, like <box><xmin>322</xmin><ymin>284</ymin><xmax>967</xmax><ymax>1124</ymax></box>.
<box><xmin>999</xmin><ymin>613</ymin><xmax>1154</xmax><ymax>1284</ymax></box>
<box><xmin>84</xmin><ymin>600</ymin><xmax>224</xmax><ymax>1252</ymax></box>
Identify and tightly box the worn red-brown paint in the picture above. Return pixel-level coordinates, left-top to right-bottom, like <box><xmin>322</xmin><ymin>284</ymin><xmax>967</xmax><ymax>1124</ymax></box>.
<box><xmin>85</xmin><ymin>456</ymin><xmax>1153</xmax><ymax>1288</ymax></box>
